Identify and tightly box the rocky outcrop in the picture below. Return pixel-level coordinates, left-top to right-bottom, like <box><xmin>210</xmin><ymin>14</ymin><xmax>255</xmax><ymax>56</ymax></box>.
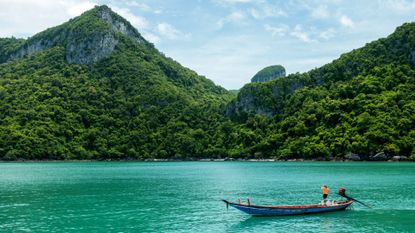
<box><xmin>9</xmin><ymin>31</ymin><xmax>118</xmax><ymax>65</ymax></box>
<box><xmin>98</xmin><ymin>6</ymin><xmax>146</xmax><ymax>44</ymax></box>
<box><xmin>371</xmin><ymin>152</ymin><xmax>388</xmax><ymax>161</ymax></box>
<box><xmin>345</xmin><ymin>153</ymin><xmax>361</xmax><ymax>161</ymax></box>
<box><xmin>392</xmin><ymin>156</ymin><xmax>408</xmax><ymax>161</ymax></box>
<box><xmin>226</xmin><ymin>74</ymin><xmax>308</xmax><ymax>118</ymax></box>
<box><xmin>8</xmin><ymin>39</ymin><xmax>55</xmax><ymax>61</ymax></box>
<box><xmin>5</xmin><ymin>5</ymin><xmax>148</xmax><ymax>65</ymax></box>
<box><xmin>225</xmin><ymin>85</ymin><xmax>274</xmax><ymax>118</ymax></box>
<box><xmin>66</xmin><ymin>31</ymin><xmax>117</xmax><ymax>64</ymax></box>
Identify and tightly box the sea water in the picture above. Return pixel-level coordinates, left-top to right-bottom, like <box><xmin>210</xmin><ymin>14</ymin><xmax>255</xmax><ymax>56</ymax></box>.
<box><xmin>0</xmin><ymin>162</ymin><xmax>414</xmax><ymax>232</ymax></box>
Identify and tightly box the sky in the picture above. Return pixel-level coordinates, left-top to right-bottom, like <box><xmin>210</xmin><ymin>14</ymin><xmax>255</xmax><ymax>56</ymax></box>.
<box><xmin>1</xmin><ymin>0</ymin><xmax>415</xmax><ymax>89</ymax></box>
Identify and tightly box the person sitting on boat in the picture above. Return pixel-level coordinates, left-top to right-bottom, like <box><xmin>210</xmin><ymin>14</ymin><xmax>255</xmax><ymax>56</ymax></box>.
<box><xmin>321</xmin><ymin>185</ymin><xmax>329</xmax><ymax>204</ymax></box>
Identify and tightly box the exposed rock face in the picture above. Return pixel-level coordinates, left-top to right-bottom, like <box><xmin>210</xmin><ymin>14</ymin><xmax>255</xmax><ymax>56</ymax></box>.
<box><xmin>5</xmin><ymin>5</ymin><xmax>147</xmax><ymax>65</ymax></box>
<box><xmin>225</xmin><ymin>85</ymin><xmax>274</xmax><ymax>118</ymax></box>
<box><xmin>226</xmin><ymin>75</ymin><xmax>307</xmax><ymax>118</ymax></box>
<box><xmin>9</xmin><ymin>39</ymin><xmax>55</xmax><ymax>61</ymax></box>
<box><xmin>66</xmin><ymin>31</ymin><xmax>117</xmax><ymax>64</ymax></box>
<box><xmin>98</xmin><ymin>7</ymin><xmax>146</xmax><ymax>44</ymax></box>
<box><xmin>9</xmin><ymin>31</ymin><xmax>118</xmax><ymax>65</ymax></box>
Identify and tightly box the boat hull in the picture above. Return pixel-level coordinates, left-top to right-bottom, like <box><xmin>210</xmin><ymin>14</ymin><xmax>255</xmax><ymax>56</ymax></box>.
<box><xmin>224</xmin><ymin>200</ymin><xmax>353</xmax><ymax>216</ymax></box>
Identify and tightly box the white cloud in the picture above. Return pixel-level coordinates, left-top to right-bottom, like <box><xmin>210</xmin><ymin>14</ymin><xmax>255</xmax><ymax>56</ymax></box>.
<box><xmin>384</xmin><ymin>0</ymin><xmax>415</xmax><ymax>14</ymax></box>
<box><xmin>264</xmin><ymin>24</ymin><xmax>289</xmax><ymax>37</ymax></box>
<box><xmin>290</xmin><ymin>25</ymin><xmax>314</xmax><ymax>43</ymax></box>
<box><xmin>250</xmin><ymin>5</ymin><xmax>287</xmax><ymax>19</ymax></box>
<box><xmin>165</xmin><ymin>34</ymin><xmax>271</xmax><ymax>89</ymax></box>
<box><xmin>226</xmin><ymin>0</ymin><xmax>252</xmax><ymax>2</ymax></box>
<box><xmin>265</xmin><ymin>24</ymin><xmax>334</xmax><ymax>43</ymax></box>
<box><xmin>262</xmin><ymin>5</ymin><xmax>287</xmax><ymax>17</ymax></box>
<box><xmin>157</xmin><ymin>22</ymin><xmax>190</xmax><ymax>40</ymax></box>
<box><xmin>65</xmin><ymin>1</ymin><xmax>97</xmax><ymax>17</ymax></box>
<box><xmin>157</xmin><ymin>23</ymin><xmax>179</xmax><ymax>39</ymax></box>
<box><xmin>109</xmin><ymin>6</ymin><xmax>148</xmax><ymax>30</ymax></box>
<box><xmin>0</xmin><ymin>0</ymin><xmax>97</xmax><ymax>37</ymax></box>
<box><xmin>250</xmin><ymin>9</ymin><xmax>261</xmax><ymax>19</ymax></box>
<box><xmin>2</xmin><ymin>0</ymin><xmax>413</xmax><ymax>90</ymax></box>
<box><xmin>125</xmin><ymin>1</ymin><xmax>151</xmax><ymax>11</ymax></box>
<box><xmin>340</xmin><ymin>15</ymin><xmax>354</xmax><ymax>28</ymax></box>
<box><xmin>142</xmin><ymin>31</ymin><xmax>160</xmax><ymax>44</ymax></box>
<box><xmin>216</xmin><ymin>11</ymin><xmax>246</xmax><ymax>29</ymax></box>
<box><xmin>0</xmin><ymin>0</ymin><xmax>156</xmax><ymax>38</ymax></box>
<box><xmin>228</xmin><ymin>11</ymin><xmax>246</xmax><ymax>21</ymax></box>
<box><xmin>319</xmin><ymin>28</ymin><xmax>335</xmax><ymax>40</ymax></box>
<box><xmin>214</xmin><ymin>0</ymin><xmax>253</xmax><ymax>5</ymax></box>
<box><xmin>311</xmin><ymin>5</ymin><xmax>329</xmax><ymax>19</ymax></box>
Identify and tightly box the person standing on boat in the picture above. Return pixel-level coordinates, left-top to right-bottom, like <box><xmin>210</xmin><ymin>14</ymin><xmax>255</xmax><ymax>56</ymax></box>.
<box><xmin>321</xmin><ymin>185</ymin><xmax>329</xmax><ymax>203</ymax></box>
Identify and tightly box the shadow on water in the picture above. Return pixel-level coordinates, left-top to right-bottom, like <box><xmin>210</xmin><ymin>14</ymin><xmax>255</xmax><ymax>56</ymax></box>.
<box><xmin>227</xmin><ymin>210</ymin><xmax>355</xmax><ymax>233</ymax></box>
<box><xmin>227</xmin><ymin>208</ymin><xmax>415</xmax><ymax>233</ymax></box>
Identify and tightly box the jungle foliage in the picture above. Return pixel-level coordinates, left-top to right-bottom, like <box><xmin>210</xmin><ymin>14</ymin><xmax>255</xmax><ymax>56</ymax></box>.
<box><xmin>0</xmin><ymin>6</ymin><xmax>414</xmax><ymax>160</ymax></box>
<box><xmin>226</xmin><ymin>23</ymin><xmax>415</xmax><ymax>160</ymax></box>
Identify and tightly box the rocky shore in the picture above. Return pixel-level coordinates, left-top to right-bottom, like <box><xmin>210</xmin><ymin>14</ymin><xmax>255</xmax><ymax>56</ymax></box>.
<box><xmin>1</xmin><ymin>152</ymin><xmax>413</xmax><ymax>162</ymax></box>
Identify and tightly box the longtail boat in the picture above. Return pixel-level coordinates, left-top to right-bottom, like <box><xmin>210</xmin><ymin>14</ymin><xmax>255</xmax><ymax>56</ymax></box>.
<box><xmin>222</xmin><ymin>199</ymin><xmax>353</xmax><ymax>216</ymax></box>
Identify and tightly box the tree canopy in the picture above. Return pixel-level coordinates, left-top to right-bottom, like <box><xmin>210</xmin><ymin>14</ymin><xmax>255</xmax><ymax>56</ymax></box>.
<box><xmin>0</xmin><ymin>6</ymin><xmax>414</xmax><ymax>161</ymax></box>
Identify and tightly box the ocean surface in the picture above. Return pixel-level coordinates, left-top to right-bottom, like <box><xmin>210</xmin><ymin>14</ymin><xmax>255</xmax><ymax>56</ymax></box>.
<box><xmin>0</xmin><ymin>162</ymin><xmax>414</xmax><ymax>233</ymax></box>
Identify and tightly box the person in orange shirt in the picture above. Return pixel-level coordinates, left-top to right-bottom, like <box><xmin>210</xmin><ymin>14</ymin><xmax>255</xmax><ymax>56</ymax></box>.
<box><xmin>321</xmin><ymin>185</ymin><xmax>329</xmax><ymax>203</ymax></box>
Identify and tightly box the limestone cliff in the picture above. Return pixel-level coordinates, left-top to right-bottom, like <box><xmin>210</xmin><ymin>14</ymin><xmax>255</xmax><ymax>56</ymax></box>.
<box><xmin>5</xmin><ymin>5</ymin><xmax>149</xmax><ymax>65</ymax></box>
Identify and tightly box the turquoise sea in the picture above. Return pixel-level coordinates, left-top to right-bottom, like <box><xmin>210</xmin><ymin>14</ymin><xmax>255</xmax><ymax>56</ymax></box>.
<box><xmin>0</xmin><ymin>162</ymin><xmax>414</xmax><ymax>232</ymax></box>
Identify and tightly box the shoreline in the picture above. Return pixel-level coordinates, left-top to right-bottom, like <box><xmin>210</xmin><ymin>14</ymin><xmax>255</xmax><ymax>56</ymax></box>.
<box><xmin>0</xmin><ymin>157</ymin><xmax>413</xmax><ymax>163</ymax></box>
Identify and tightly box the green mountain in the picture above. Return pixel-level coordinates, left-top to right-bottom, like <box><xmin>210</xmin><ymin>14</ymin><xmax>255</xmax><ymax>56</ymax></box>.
<box><xmin>251</xmin><ymin>65</ymin><xmax>286</xmax><ymax>83</ymax></box>
<box><xmin>1</xmin><ymin>6</ymin><xmax>414</xmax><ymax>161</ymax></box>
<box><xmin>0</xmin><ymin>5</ymin><xmax>233</xmax><ymax>160</ymax></box>
<box><xmin>225</xmin><ymin>23</ymin><xmax>415</xmax><ymax>160</ymax></box>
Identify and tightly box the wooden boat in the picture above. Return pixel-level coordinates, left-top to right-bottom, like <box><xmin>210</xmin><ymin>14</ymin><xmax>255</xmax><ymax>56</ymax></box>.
<box><xmin>222</xmin><ymin>199</ymin><xmax>353</xmax><ymax>216</ymax></box>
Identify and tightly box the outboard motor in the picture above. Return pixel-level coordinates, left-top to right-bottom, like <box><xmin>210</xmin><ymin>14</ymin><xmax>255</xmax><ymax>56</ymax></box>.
<box><xmin>337</xmin><ymin>187</ymin><xmax>372</xmax><ymax>208</ymax></box>
<box><xmin>338</xmin><ymin>188</ymin><xmax>347</xmax><ymax>197</ymax></box>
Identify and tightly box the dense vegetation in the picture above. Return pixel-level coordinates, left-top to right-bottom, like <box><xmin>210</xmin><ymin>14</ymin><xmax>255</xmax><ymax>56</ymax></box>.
<box><xmin>0</xmin><ymin>38</ymin><xmax>25</xmax><ymax>63</ymax></box>
<box><xmin>0</xmin><ymin>6</ymin><xmax>413</xmax><ymax>160</ymax></box>
<box><xmin>226</xmin><ymin>23</ymin><xmax>415</xmax><ymax>160</ymax></box>
<box><xmin>251</xmin><ymin>65</ymin><xmax>286</xmax><ymax>83</ymax></box>
<box><xmin>0</xmin><ymin>6</ymin><xmax>233</xmax><ymax>160</ymax></box>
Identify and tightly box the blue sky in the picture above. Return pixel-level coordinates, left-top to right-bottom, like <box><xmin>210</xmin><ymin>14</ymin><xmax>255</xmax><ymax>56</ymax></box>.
<box><xmin>1</xmin><ymin>0</ymin><xmax>415</xmax><ymax>89</ymax></box>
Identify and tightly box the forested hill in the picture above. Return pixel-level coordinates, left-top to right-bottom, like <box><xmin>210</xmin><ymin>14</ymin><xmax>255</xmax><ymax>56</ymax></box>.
<box><xmin>0</xmin><ymin>6</ymin><xmax>414</xmax><ymax>161</ymax></box>
<box><xmin>225</xmin><ymin>23</ymin><xmax>415</xmax><ymax>160</ymax></box>
<box><xmin>0</xmin><ymin>5</ymin><xmax>233</xmax><ymax>160</ymax></box>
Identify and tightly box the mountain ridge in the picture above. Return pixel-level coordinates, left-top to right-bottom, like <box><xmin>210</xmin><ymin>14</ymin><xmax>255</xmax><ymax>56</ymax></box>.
<box><xmin>0</xmin><ymin>5</ymin><xmax>233</xmax><ymax>160</ymax></box>
<box><xmin>226</xmin><ymin>22</ymin><xmax>415</xmax><ymax>118</ymax></box>
<box><xmin>222</xmin><ymin>22</ymin><xmax>415</xmax><ymax>159</ymax></box>
<box><xmin>2</xmin><ymin>5</ymin><xmax>151</xmax><ymax>65</ymax></box>
<box><xmin>0</xmin><ymin>6</ymin><xmax>414</xmax><ymax>160</ymax></box>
